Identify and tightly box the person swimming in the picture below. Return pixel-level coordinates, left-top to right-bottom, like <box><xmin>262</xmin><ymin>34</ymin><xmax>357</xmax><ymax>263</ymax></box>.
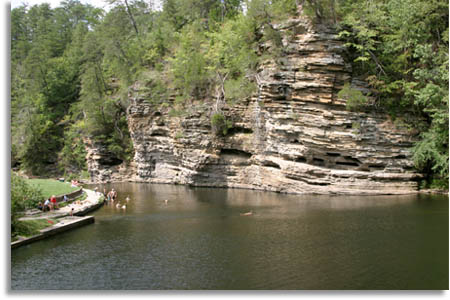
<box><xmin>240</xmin><ymin>211</ymin><xmax>253</xmax><ymax>216</ymax></box>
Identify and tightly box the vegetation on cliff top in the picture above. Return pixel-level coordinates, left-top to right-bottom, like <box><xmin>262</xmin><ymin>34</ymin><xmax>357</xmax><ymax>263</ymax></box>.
<box><xmin>335</xmin><ymin>0</ymin><xmax>448</xmax><ymax>188</ymax></box>
<box><xmin>11</xmin><ymin>0</ymin><xmax>448</xmax><ymax>188</ymax></box>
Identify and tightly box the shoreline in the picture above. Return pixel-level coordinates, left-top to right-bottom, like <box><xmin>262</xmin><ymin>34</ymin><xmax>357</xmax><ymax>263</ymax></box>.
<box><xmin>11</xmin><ymin>188</ymin><xmax>104</xmax><ymax>249</ymax></box>
<box><xmin>83</xmin><ymin>179</ymin><xmax>449</xmax><ymax>196</ymax></box>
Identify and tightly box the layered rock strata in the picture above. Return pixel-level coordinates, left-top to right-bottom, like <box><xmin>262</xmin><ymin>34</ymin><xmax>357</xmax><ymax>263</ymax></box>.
<box><xmin>84</xmin><ymin>138</ymin><xmax>136</xmax><ymax>183</ymax></box>
<box><xmin>93</xmin><ymin>17</ymin><xmax>422</xmax><ymax>194</ymax></box>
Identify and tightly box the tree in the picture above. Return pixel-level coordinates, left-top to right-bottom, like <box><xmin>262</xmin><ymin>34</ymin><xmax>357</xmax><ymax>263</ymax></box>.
<box><xmin>205</xmin><ymin>15</ymin><xmax>258</xmax><ymax>110</ymax></box>
<box><xmin>11</xmin><ymin>174</ymin><xmax>45</xmax><ymax>233</ymax></box>
<box><xmin>11</xmin><ymin>2</ymin><xmax>103</xmax><ymax>175</ymax></box>
<box><xmin>169</xmin><ymin>21</ymin><xmax>210</xmax><ymax>100</ymax></box>
<box><xmin>337</xmin><ymin>0</ymin><xmax>449</xmax><ymax>187</ymax></box>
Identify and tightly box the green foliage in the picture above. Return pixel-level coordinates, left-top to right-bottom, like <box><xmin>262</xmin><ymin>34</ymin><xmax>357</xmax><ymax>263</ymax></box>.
<box><xmin>246</xmin><ymin>0</ymin><xmax>297</xmax><ymax>23</ymax></box>
<box><xmin>224</xmin><ymin>77</ymin><xmax>257</xmax><ymax>104</ymax></box>
<box><xmin>337</xmin><ymin>83</ymin><xmax>368</xmax><ymax>112</ymax></box>
<box><xmin>412</xmin><ymin>125</ymin><xmax>449</xmax><ymax>188</ymax></box>
<box><xmin>13</xmin><ymin>218</ymin><xmax>58</xmax><ymax>238</ymax></box>
<box><xmin>81</xmin><ymin>170</ymin><xmax>91</xmax><ymax>180</ymax></box>
<box><xmin>19</xmin><ymin>112</ymin><xmax>63</xmax><ymax>174</ymax></box>
<box><xmin>170</xmin><ymin>21</ymin><xmax>210</xmax><ymax>99</ymax></box>
<box><xmin>11</xmin><ymin>1</ymin><xmax>102</xmax><ymax>176</ymax></box>
<box><xmin>300</xmin><ymin>0</ymin><xmax>338</xmax><ymax>23</ymax></box>
<box><xmin>168</xmin><ymin>108</ymin><xmax>186</xmax><ymax>117</ymax></box>
<box><xmin>174</xmin><ymin>131</ymin><xmax>184</xmax><ymax>139</ymax></box>
<box><xmin>211</xmin><ymin>113</ymin><xmax>233</xmax><ymax>136</ymax></box>
<box><xmin>59</xmin><ymin>126</ymin><xmax>87</xmax><ymax>173</ymax></box>
<box><xmin>205</xmin><ymin>14</ymin><xmax>260</xmax><ymax>105</ymax></box>
<box><xmin>12</xmin><ymin>0</ymin><xmax>447</xmax><ymax>189</ymax></box>
<box><xmin>11</xmin><ymin>174</ymin><xmax>45</xmax><ymax>211</ymax></box>
<box><xmin>337</xmin><ymin>0</ymin><xmax>448</xmax><ymax>187</ymax></box>
<box><xmin>11</xmin><ymin>173</ymin><xmax>45</xmax><ymax>234</ymax></box>
<box><xmin>245</xmin><ymin>0</ymin><xmax>297</xmax><ymax>58</ymax></box>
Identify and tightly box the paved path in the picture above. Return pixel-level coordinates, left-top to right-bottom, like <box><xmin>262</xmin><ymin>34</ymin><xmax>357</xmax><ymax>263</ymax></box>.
<box><xmin>13</xmin><ymin>189</ymin><xmax>103</xmax><ymax>249</ymax></box>
<box><xmin>19</xmin><ymin>189</ymin><xmax>103</xmax><ymax>221</ymax></box>
<box><xmin>12</xmin><ymin>216</ymin><xmax>95</xmax><ymax>249</ymax></box>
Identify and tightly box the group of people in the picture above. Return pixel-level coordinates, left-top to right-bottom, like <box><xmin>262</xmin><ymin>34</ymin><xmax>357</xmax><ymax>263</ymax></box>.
<box><xmin>101</xmin><ymin>187</ymin><xmax>130</xmax><ymax>210</ymax></box>
<box><xmin>37</xmin><ymin>195</ymin><xmax>58</xmax><ymax>212</ymax></box>
<box><xmin>36</xmin><ymin>185</ymin><xmax>126</xmax><ymax>212</ymax></box>
<box><xmin>71</xmin><ymin>180</ymin><xmax>81</xmax><ymax>187</ymax></box>
<box><xmin>93</xmin><ymin>186</ymin><xmax>124</xmax><ymax>205</ymax></box>
<box><xmin>104</xmin><ymin>188</ymin><xmax>118</xmax><ymax>202</ymax></box>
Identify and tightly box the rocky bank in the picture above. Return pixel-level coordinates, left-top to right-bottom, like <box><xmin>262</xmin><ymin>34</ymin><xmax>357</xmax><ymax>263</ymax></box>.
<box><xmin>87</xmin><ymin>15</ymin><xmax>422</xmax><ymax>195</ymax></box>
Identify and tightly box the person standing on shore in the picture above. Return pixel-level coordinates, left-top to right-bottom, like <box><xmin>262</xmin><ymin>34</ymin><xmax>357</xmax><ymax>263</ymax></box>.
<box><xmin>50</xmin><ymin>195</ymin><xmax>58</xmax><ymax>210</ymax></box>
<box><xmin>44</xmin><ymin>198</ymin><xmax>50</xmax><ymax>212</ymax></box>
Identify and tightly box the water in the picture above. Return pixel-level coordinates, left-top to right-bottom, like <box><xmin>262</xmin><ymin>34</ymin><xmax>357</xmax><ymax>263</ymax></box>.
<box><xmin>10</xmin><ymin>183</ymin><xmax>448</xmax><ymax>290</ymax></box>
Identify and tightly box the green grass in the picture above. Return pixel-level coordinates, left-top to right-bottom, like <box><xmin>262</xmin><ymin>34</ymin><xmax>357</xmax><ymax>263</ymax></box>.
<box><xmin>26</xmin><ymin>179</ymin><xmax>79</xmax><ymax>199</ymax></box>
<box><xmin>13</xmin><ymin>218</ymin><xmax>58</xmax><ymax>238</ymax></box>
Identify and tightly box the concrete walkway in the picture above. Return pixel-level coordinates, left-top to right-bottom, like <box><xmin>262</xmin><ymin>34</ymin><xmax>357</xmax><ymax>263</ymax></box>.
<box><xmin>19</xmin><ymin>188</ymin><xmax>103</xmax><ymax>221</ymax></box>
<box><xmin>11</xmin><ymin>216</ymin><xmax>95</xmax><ymax>249</ymax></box>
<box><xmin>12</xmin><ymin>189</ymin><xmax>104</xmax><ymax>249</ymax></box>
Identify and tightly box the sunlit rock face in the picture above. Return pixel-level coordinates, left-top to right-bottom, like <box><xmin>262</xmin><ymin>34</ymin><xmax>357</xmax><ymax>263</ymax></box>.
<box><xmin>96</xmin><ymin>16</ymin><xmax>422</xmax><ymax>194</ymax></box>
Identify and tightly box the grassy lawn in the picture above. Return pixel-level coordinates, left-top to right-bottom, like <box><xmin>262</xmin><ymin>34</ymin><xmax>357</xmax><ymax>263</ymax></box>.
<box><xmin>27</xmin><ymin>179</ymin><xmax>79</xmax><ymax>199</ymax></box>
<box><xmin>13</xmin><ymin>218</ymin><xmax>58</xmax><ymax>239</ymax></box>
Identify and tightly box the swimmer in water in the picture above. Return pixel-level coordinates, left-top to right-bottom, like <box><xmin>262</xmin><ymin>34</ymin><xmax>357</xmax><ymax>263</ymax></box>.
<box><xmin>240</xmin><ymin>210</ymin><xmax>253</xmax><ymax>216</ymax></box>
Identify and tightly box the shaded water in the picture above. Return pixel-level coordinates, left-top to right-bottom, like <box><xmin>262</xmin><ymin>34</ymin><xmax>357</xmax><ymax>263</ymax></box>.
<box><xmin>11</xmin><ymin>183</ymin><xmax>448</xmax><ymax>290</ymax></box>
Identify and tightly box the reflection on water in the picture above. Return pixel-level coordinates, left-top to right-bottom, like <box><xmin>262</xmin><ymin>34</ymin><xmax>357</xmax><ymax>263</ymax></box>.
<box><xmin>11</xmin><ymin>183</ymin><xmax>449</xmax><ymax>290</ymax></box>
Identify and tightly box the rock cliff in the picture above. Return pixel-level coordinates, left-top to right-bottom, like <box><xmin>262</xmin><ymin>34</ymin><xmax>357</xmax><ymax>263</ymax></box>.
<box><xmin>88</xmin><ymin>16</ymin><xmax>422</xmax><ymax>195</ymax></box>
<box><xmin>84</xmin><ymin>138</ymin><xmax>136</xmax><ymax>183</ymax></box>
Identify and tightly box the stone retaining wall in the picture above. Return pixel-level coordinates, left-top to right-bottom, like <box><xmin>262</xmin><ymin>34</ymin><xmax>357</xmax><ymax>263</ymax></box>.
<box><xmin>54</xmin><ymin>188</ymin><xmax>83</xmax><ymax>202</ymax></box>
<box><xmin>11</xmin><ymin>216</ymin><xmax>95</xmax><ymax>249</ymax></box>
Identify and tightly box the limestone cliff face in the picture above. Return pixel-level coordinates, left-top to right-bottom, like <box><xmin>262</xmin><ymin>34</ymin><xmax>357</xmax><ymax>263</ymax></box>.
<box><xmin>84</xmin><ymin>138</ymin><xmax>136</xmax><ymax>183</ymax></box>
<box><xmin>89</xmin><ymin>17</ymin><xmax>422</xmax><ymax>194</ymax></box>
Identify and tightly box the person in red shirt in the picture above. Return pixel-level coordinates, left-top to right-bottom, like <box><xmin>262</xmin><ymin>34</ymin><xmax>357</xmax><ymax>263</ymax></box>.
<box><xmin>50</xmin><ymin>195</ymin><xmax>58</xmax><ymax>210</ymax></box>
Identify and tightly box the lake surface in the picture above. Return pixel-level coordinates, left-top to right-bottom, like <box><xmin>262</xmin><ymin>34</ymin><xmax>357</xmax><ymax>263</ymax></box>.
<box><xmin>11</xmin><ymin>183</ymin><xmax>449</xmax><ymax>290</ymax></box>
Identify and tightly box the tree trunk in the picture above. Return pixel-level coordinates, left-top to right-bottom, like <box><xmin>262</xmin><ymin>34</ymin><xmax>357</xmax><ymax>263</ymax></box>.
<box><xmin>124</xmin><ymin>0</ymin><xmax>139</xmax><ymax>35</ymax></box>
